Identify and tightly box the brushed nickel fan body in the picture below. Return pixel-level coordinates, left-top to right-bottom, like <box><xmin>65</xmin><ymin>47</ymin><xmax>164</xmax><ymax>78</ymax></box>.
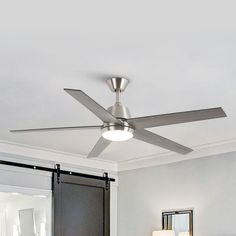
<box><xmin>101</xmin><ymin>78</ymin><xmax>134</xmax><ymax>143</ymax></box>
<box><xmin>107</xmin><ymin>77</ymin><xmax>131</xmax><ymax>119</ymax></box>
<box><xmin>11</xmin><ymin>77</ymin><xmax>227</xmax><ymax>158</ymax></box>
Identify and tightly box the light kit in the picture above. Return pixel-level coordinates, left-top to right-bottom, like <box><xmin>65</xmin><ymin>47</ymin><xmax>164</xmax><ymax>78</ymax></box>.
<box><xmin>102</xmin><ymin>125</ymin><xmax>134</xmax><ymax>141</ymax></box>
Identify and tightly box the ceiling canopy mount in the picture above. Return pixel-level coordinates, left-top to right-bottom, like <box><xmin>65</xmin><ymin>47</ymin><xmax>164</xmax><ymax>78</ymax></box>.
<box><xmin>106</xmin><ymin>77</ymin><xmax>129</xmax><ymax>93</ymax></box>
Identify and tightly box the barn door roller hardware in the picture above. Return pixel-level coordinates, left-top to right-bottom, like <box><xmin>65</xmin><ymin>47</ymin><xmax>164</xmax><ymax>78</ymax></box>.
<box><xmin>0</xmin><ymin>160</ymin><xmax>115</xmax><ymax>187</ymax></box>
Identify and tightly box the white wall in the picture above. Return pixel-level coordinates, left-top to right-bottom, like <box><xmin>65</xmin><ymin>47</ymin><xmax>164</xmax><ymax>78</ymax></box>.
<box><xmin>118</xmin><ymin>151</ymin><xmax>236</xmax><ymax>236</ymax></box>
<box><xmin>0</xmin><ymin>165</ymin><xmax>52</xmax><ymax>191</ymax></box>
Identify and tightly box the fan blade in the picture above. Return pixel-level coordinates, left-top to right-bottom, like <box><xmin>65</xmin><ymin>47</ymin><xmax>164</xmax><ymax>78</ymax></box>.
<box><xmin>87</xmin><ymin>137</ymin><xmax>112</xmax><ymax>158</ymax></box>
<box><xmin>128</xmin><ymin>107</ymin><xmax>226</xmax><ymax>129</ymax></box>
<box><xmin>64</xmin><ymin>89</ymin><xmax>122</xmax><ymax>124</ymax></box>
<box><xmin>133</xmin><ymin>129</ymin><xmax>193</xmax><ymax>155</ymax></box>
<box><xmin>10</xmin><ymin>125</ymin><xmax>102</xmax><ymax>133</ymax></box>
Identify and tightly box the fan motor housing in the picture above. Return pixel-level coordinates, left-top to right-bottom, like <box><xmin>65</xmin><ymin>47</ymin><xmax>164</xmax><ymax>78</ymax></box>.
<box><xmin>107</xmin><ymin>103</ymin><xmax>131</xmax><ymax>119</ymax></box>
<box><xmin>102</xmin><ymin>124</ymin><xmax>134</xmax><ymax>133</ymax></box>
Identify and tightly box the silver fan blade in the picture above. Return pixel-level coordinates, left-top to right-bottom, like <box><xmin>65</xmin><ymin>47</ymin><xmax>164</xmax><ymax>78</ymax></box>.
<box><xmin>133</xmin><ymin>129</ymin><xmax>193</xmax><ymax>155</ymax></box>
<box><xmin>10</xmin><ymin>125</ymin><xmax>102</xmax><ymax>133</ymax></box>
<box><xmin>64</xmin><ymin>89</ymin><xmax>122</xmax><ymax>124</ymax></box>
<box><xmin>87</xmin><ymin>137</ymin><xmax>112</xmax><ymax>158</ymax></box>
<box><xmin>128</xmin><ymin>107</ymin><xmax>226</xmax><ymax>129</ymax></box>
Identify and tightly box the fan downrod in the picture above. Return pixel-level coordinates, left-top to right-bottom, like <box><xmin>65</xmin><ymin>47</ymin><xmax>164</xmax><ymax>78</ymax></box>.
<box><xmin>106</xmin><ymin>77</ymin><xmax>131</xmax><ymax>119</ymax></box>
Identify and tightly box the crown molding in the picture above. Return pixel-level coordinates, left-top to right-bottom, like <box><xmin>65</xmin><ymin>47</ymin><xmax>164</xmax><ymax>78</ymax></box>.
<box><xmin>117</xmin><ymin>138</ymin><xmax>236</xmax><ymax>171</ymax></box>
<box><xmin>0</xmin><ymin>140</ymin><xmax>118</xmax><ymax>173</ymax></box>
<box><xmin>0</xmin><ymin>138</ymin><xmax>236</xmax><ymax>173</ymax></box>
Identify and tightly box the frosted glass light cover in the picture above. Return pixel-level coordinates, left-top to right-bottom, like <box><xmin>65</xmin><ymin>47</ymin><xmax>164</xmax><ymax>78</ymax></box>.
<box><xmin>152</xmin><ymin>230</ymin><xmax>175</xmax><ymax>236</ymax></box>
<box><xmin>102</xmin><ymin>130</ymin><xmax>133</xmax><ymax>141</ymax></box>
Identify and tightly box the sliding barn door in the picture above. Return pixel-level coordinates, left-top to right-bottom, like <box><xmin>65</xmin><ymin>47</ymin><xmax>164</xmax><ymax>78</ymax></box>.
<box><xmin>53</xmin><ymin>173</ymin><xmax>110</xmax><ymax>236</ymax></box>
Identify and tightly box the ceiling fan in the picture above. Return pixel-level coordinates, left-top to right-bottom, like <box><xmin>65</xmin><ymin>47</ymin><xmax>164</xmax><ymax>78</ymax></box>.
<box><xmin>11</xmin><ymin>77</ymin><xmax>227</xmax><ymax>158</ymax></box>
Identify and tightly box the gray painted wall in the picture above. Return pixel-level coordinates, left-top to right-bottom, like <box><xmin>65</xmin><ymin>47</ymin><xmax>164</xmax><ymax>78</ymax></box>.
<box><xmin>118</xmin><ymin>152</ymin><xmax>236</xmax><ymax>236</ymax></box>
<box><xmin>0</xmin><ymin>165</ymin><xmax>51</xmax><ymax>190</ymax></box>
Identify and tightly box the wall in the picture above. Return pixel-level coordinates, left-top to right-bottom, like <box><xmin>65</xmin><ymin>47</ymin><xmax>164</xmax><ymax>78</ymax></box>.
<box><xmin>118</xmin><ymin>151</ymin><xmax>236</xmax><ymax>236</ymax></box>
<box><xmin>0</xmin><ymin>165</ymin><xmax>52</xmax><ymax>191</ymax></box>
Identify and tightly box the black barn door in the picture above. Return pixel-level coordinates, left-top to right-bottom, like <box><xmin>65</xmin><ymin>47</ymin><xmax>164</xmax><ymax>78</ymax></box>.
<box><xmin>53</xmin><ymin>173</ymin><xmax>110</xmax><ymax>236</ymax></box>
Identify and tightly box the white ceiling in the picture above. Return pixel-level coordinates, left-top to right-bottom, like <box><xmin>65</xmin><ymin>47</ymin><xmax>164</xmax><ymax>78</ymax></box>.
<box><xmin>0</xmin><ymin>0</ymin><xmax>236</xmax><ymax>166</ymax></box>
